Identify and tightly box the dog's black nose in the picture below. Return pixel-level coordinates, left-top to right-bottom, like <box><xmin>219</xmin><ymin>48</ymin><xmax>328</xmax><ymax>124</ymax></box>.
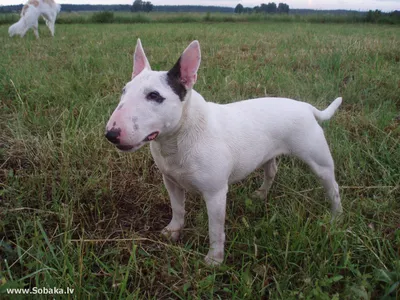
<box><xmin>105</xmin><ymin>128</ymin><xmax>121</xmax><ymax>144</ymax></box>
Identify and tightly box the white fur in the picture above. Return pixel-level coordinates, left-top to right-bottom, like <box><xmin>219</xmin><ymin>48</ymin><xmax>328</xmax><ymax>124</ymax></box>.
<box><xmin>8</xmin><ymin>0</ymin><xmax>61</xmax><ymax>39</ymax></box>
<box><xmin>105</xmin><ymin>39</ymin><xmax>343</xmax><ymax>266</ymax></box>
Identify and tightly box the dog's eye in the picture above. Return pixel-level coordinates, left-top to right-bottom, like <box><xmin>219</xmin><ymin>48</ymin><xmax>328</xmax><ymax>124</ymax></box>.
<box><xmin>146</xmin><ymin>91</ymin><xmax>165</xmax><ymax>103</ymax></box>
<box><xmin>122</xmin><ymin>87</ymin><xmax>126</xmax><ymax>94</ymax></box>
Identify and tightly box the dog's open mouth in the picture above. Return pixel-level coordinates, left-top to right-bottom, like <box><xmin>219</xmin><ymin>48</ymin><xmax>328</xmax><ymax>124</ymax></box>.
<box><xmin>115</xmin><ymin>131</ymin><xmax>159</xmax><ymax>151</ymax></box>
<box><xmin>143</xmin><ymin>131</ymin><xmax>159</xmax><ymax>142</ymax></box>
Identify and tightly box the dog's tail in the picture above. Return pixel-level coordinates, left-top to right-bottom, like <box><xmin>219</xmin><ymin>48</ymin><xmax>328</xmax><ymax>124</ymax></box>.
<box><xmin>312</xmin><ymin>97</ymin><xmax>342</xmax><ymax>122</ymax></box>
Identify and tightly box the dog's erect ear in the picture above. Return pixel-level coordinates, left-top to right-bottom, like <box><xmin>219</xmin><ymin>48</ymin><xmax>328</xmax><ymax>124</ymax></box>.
<box><xmin>132</xmin><ymin>38</ymin><xmax>151</xmax><ymax>79</ymax></box>
<box><xmin>167</xmin><ymin>40</ymin><xmax>201</xmax><ymax>93</ymax></box>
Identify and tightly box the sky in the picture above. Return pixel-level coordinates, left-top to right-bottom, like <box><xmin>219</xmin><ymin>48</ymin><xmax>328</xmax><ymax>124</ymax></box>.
<box><xmin>1</xmin><ymin>0</ymin><xmax>399</xmax><ymax>11</ymax></box>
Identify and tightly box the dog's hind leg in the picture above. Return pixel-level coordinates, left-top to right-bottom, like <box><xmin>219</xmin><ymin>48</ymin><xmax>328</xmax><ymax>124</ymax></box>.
<box><xmin>48</xmin><ymin>21</ymin><xmax>55</xmax><ymax>36</ymax></box>
<box><xmin>32</xmin><ymin>21</ymin><xmax>39</xmax><ymax>39</ymax></box>
<box><xmin>294</xmin><ymin>128</ymin><xmax>342</xmax><ymax>217</ymax></box>
<box><xmin>46</xmin><ymin>21</ymin><xmax>55</xmax><ymax>36</ymax></box>
<box><xmin>49</xmin><ymin>17</ymin><xmax>56</xmax><ymax>36</ymax></box>
<box><xmin>44</xmin><ymin>16</ymin><xmax>55</xmax><ymax>36</ymax></box>
<box><xmin>253</xmin><ymin>158</ymin><xmax>278</xmax><ymax>200</ymax></box>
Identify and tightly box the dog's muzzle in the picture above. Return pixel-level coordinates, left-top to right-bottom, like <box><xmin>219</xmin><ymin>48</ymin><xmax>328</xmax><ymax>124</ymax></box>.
<box><xmin>105</xmin><ymin>129</ymin><xmax>159</xmax><ymax>151</ymax></box>
<box><xmin>105</xmin><ymin>128</ymin><xmax>121</xmax><ymax>144</ymax></box>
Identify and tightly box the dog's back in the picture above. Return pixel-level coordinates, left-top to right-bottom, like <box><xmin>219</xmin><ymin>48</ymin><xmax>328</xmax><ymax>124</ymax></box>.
<box><xmin>200</xmin><ymin>95</ymin><xmax>342</xmax><ymax>183</ymax></box>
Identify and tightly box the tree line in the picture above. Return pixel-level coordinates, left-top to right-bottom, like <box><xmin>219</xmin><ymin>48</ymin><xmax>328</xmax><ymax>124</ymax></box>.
<box><xmin>0</xmin><ymin>3</ymin><xmax>399</xmax><ymax>19</ymax></box>
<box><xmin>0</xmin><ymin>4</ymin><xmax>234</xmax><ymax>13</ymax></box>
<box><xmin>235</xmin><ymin>3</ymin><xmax>289</xmax><ymax>14</ymax></box>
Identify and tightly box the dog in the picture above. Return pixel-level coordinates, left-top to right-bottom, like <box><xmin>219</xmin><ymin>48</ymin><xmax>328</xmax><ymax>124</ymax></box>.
<box><xmin>8</xmin><ymin>0</ymin><xmax>61</xmax><ymax>39</ymax></box>
<box><xmin>105</xmin><ymin>39</ymin><xmax>343</xmax><ymax>265</ymax></box>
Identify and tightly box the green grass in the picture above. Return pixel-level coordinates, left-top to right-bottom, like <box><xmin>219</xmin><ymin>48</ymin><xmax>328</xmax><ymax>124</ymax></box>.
<box><xmin>1</xmin><ymin>11</ymin><xmax>400</xmax><ymax>25</ymax></box>
<box><xmin>0</xmin><ymin>22</ymin><xmax>399</xmax><ymax>298</ymax></box>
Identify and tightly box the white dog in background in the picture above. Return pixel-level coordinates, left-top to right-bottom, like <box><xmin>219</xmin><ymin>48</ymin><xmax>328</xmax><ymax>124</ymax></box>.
<box><xmin>8</xmin><ymin>0</ymin><xmax>61</xmax><ymax>38</ymax></box>
<box><xmin>105</xmin><ymin>39</ymin><xmax>343</xmax><ymax>265</ymax></box>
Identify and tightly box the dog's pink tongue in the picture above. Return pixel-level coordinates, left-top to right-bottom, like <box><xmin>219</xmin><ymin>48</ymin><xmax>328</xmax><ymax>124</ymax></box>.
<box><xmin>148</xmin><ymin>132</ymin><xmax>158</xmax><ymax>141</ymax></box>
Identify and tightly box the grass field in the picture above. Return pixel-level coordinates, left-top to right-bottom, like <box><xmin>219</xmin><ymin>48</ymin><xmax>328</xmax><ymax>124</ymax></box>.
<box><xmin>1</xmin><ymin>11</ymin><xmax>399</xmax><ymax>25</ymax></box>
<box><xmin>0</xmin><ymin>22</ymin><xmax>399</xmax><ymax>298</ymax></box>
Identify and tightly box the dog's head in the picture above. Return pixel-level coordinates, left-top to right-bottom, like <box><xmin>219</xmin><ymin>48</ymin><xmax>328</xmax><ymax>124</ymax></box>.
<box><xmin>105</xmin><ymin>39</ymin><xmax>201</xmax><ymax>152</ymax></box>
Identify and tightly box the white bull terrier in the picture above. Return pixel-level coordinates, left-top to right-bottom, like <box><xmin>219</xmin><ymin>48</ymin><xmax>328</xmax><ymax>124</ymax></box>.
<box><xmin>8</xmin><ymin>0</ymin><xmax>61</xmax><ymax>39</ymax></box>
<box><xmin>105</xmin><ymin>39</ymin><xmax>343</xmax><ymax>265</ymax></box>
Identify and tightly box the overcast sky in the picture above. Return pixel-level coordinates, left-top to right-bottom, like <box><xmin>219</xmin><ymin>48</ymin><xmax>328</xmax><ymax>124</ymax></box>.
<box><xmin>1</xmin><ymin>0</ymin><xmax>399</xmax><ymax>11</ymax></box>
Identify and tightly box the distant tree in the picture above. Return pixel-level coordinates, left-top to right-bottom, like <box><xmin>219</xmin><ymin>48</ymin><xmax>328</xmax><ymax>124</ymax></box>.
<box><xmin>243</xmin><ymin>7</ymin><xmax>253</xmax><ymax>13</ymax></box>
<box><xmin>277</xmin><ymin>3</ymin><xmax>289</xmax><ymax>13</ymax></box>
<box><xmin>132</xmin><ymin>0</ymin><xmax>153</xmax><ymax>12</ymax></box>
<box><xmin>366</xmin><ymin>9</ymin><xmax>381</xmax><ymax>22</ymax></box>
<box><xmin>253</xmin><ymin>5</ymin><xmax>260</xmax><ymax>13</ymax></box>
<box><xmin>132</xmin><ymin>0</ymin><xmax>143</xmax><ymax>12</ymax></box>
<box><xmin>153</xmin><ymin>5</ymin><xmax>234</xmax><ymax>13</ymax></box>
<box><xmin>260</xmin><ymin>3</ymin><xmax>267</xmax><ymax>13</ymax></box>
<box><xmin>259</xmin><ymin>3</ymin><xmax>277</xmax><ymax>13</ymax></box>
<box><xmin>144</xmin><ymin>1</ymin><xmax>153</xmax><ymax>12</ymax></box>
<box><xmin>234</xmin><ymin>3</ymin><xmax>244</xmax><ymax>14</ymax></box>
<box><xmin>266</xmin><ymin>2</ymin><xmax>277</xmax><ymax>13</ymax></box>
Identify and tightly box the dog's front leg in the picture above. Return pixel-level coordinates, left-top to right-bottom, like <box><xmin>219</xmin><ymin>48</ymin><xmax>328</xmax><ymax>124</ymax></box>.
<box><xmin>203</xmin><ymin>185</ymin><xmax>228</xmax><ymax>266</ymax></box>
<box><xmin>161</xmin><ymin>175</ymin><xmax>185</xmax><ymax>242</ymax></box>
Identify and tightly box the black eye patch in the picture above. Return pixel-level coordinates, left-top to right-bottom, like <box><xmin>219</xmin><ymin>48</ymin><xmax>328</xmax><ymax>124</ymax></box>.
<box><xmin>146</xmin><ymin>91</ymin><xmax>165</xmax><ymax>104</ymax></box>
<box><xmin>122</xmin><ymin>87</ymin><xmax>126</xmax><ymax>95</ymax></box>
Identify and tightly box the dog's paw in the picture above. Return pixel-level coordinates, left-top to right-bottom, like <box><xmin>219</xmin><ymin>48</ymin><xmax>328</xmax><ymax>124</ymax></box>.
<box><xmin>330</xmin><ymin>202</ymin><xmax>343</xmax><ymax>223</ymax></box>
<box><xmin>251</xmin><ymin>189</ymin><xmax>267</xmax><ymax>200</ymax></box>
<box><xmin>332</xmin><ymin>202</ymin><xmax>343</xmax><ymax>216</ymax></box>
<box><xmin>204</xmin><ymin>250</ymin><xmax>224</xmax><ymax>266</ymax></box>
<box><xmin>161</xmin><ymin>226</ymin><xmax>181</xmax><ymax>242</ymax></box>
<box><xmin>330</xmin><ymin>209</ymin><xmax>344</xmax><ymax>224</ymax></box>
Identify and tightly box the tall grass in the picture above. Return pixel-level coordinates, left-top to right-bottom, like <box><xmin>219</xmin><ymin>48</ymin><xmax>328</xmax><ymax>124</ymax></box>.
<box><xmin>0</xmin><ymin>11</ymin><xmax>399</xmax><ymax>25</ymax></box>
<box><xmin>0</xmin><ymin>13</ymin><xmax>18</xmax><ymax>25</ymax></box>
<box><xmin>0</xmin><ymin>22</ymin><xmax>399</xmax><ymax>298</ymax></box>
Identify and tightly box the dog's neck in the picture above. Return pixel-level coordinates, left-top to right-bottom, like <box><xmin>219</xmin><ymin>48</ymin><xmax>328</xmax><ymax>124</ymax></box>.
<box><xmin>180</xmin><ymin>90</ymin><xmax>208</xmax><ymax>134</ymax></box>
<box><xmin>153</xmin><ymin>89</ymin><xmax>209</xmax><ymax>156</ymax></box>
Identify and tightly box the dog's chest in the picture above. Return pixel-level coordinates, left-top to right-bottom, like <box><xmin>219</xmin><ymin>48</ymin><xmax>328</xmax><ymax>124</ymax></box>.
<box><xmin>150</xmin><ymin>143</ymin><xmax>197</xmax><ymax>191</ymax></box>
